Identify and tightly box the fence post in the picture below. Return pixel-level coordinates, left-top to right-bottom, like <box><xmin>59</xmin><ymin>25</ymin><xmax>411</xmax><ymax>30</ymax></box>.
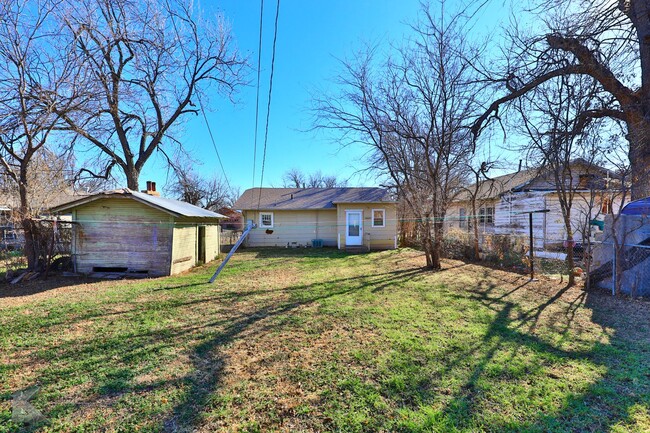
<box><xmin>612</xmin><ymin>241</ymin><xmax>616</xmax><ymax>297</ymax></box>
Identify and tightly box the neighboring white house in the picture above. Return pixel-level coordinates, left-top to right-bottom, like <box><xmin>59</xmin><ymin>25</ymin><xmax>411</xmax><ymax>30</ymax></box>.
<box><xmin>233</xmin><ymin>188</ymin><xmax>398</xmax><ymax>250</ymax></box>
<box><xmin>446</xmin><ymin>160</ymin><xmax>624</xmax><ymax>249</ymax></box>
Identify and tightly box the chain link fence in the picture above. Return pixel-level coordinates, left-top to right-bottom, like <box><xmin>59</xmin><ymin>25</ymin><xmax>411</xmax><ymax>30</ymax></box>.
<box><xmin>441</xmin><ymin>227</ymin><xmax>589</xmax><ymax>282</ymax></box>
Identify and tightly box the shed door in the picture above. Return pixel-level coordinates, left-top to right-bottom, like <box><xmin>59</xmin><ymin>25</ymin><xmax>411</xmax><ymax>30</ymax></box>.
<box><xmin>346</xmin><ymin>211</ymin><xmax>363</xmax><ymax>246</ymax></box>
<box><xmin>198</xmin><ymin>226</ymin><xmax>206</xmax><ymax>264</ymax></box>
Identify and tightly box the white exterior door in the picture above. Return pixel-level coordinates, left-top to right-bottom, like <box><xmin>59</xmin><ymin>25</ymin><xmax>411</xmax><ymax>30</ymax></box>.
<box><xmin>346</xmin><ymin>211</ymin><xmax>363</xmax><ymax>246</ymax></box>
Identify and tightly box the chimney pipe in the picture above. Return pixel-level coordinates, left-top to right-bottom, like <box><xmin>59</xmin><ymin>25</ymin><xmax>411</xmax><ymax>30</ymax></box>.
<box><xmin>141</xmin><ymin>180</ymin><xmax>160</xmax><ymax>196</ymax></box>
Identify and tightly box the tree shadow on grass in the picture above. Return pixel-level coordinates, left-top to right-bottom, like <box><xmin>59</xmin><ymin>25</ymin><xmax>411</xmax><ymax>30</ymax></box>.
<box><xmin>7</xmin><ymin>262</ymin><xmax>426</xmax><ymax>432</ymax></box>
<box><xmin>431</xmin><ymin>275</ymin><xmax>650</xmax><ymax>432</ymax></box>
<box><xmin>160</xmin><ymin>265</ymin><xmax>428</xmax><ymax>431</ymax></box>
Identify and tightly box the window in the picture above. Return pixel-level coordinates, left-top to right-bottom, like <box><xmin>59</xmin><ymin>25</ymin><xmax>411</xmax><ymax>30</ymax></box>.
<box><xmin>372</xmin><ymin>209</ymin><xmax>385</xmax><ymax>227</ymax></box>
<box><xmin>259</xmin><ymin>212</ymin><xmax>274</xmax><ymax>228</ymax></box>
<box><xmin>459</xmin><ymin>208</ymin><xmax>467</xmax><ymax>229</ymax></box>
<box><xmin>479</xmin><ymin>206</ymin><xmax>494</xmax><ymax>224</ymax></box>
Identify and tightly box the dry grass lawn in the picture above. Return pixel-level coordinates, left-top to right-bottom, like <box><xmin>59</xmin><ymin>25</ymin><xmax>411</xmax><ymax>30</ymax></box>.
<box><xmin>1</xmin><ymin>248</ymin><xmax>649</xmax><ymax>432</ymax></box>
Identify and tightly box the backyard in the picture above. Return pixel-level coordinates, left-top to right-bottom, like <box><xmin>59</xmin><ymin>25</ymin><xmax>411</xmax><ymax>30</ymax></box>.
<box><xmin>1</xmin><ymin>248</ymin><xmax>649</xmax><ymax>432</ymax></box>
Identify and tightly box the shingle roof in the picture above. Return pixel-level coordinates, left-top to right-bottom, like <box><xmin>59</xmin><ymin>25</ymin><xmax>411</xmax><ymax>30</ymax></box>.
<box><xmin>454</xmin><ymin>169</ymin><xmax>540</xmax><ymax>202</ymax></box>
<box><xmin>234</xmin><ymin>188</ymin><xmax>395</xmax><ymax>210</ymax></box>
<box><xmin>50</xmin><ymin>188</ymin><xmax>225</xmax><ymax>220</ymax></box>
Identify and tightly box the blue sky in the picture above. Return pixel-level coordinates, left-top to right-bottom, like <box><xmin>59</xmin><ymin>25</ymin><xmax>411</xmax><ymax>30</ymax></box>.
<box><xmin>141</xmin><ymin>0</ymin><xmax>511</xmax><ymax>193</ymax></box>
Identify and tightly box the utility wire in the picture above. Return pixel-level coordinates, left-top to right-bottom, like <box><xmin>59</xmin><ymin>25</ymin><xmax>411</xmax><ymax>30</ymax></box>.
<box><xmin>256</xmin><ymin>0</ymin><xmax>281</xmax><ymax>211</ymax></box>
<box><xmin>252</xmin><ymin>0</ymin><xmax>265</xmax><ymax>189</ymax></box>
<box><xmin>164</xmin><ymin>0</ymin><xmax>232</xmax><ymax>191</ymax></box>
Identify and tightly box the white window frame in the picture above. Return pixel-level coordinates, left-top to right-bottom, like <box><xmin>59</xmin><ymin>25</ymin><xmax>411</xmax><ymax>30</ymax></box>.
<box><xmin>371</xmin><ymin>208</ymin><xmax>386</xmax><ymax>228</ymax></box>
<box><xmin>259</xmin><ymin>212</ymin><xmax>274</xmax><ymax>228</ymax></box>
<box><xmin>459</xmin><ymin>208</ymin><xmax>467</xmax><ymax>229</ymax></box>
<box><xmin>479</xmin><ymin>206</ymin><xmax>494</xmax><ymax>225</ymax></box>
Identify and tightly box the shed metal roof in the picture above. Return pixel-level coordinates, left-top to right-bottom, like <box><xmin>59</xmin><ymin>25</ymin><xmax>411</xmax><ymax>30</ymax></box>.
<box><xmin>50</xmin><ymin>188</ymin><xmax>225</xmax><ymax>220</ymax></box>
<box><xmin>234</xmin><ymin>188</ymin><xmax>395</xmax><ymax>210</ymax></box>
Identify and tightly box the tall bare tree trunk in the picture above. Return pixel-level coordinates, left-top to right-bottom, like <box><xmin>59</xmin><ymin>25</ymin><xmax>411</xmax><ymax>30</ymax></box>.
<box><xmin>627</xmin><ymin>117</ymin><xmax>650</xmax><ymax>200</ymax></box>
<box><xmin>431</xmin><ymin>221</ymin><xmax>444</xmax><ymax>270</ymax></box>
<box><xmin>125</xmin><ymin>165</ymin><xmax>140</xmax><ymax>191</ymax></box>
<box><xmin>471</xmin><ymin>202</ymin><xmax>480</xmax><ymax>260</ymax></box>
<box><xmin>565</xmin><ymin>223</ymin><xmax>576</xmax><ymax>287</ymax></box>
<box><xmin>18</xmin><ymin>168</ymin><xmax>37</xmax><ymax>270</ymax></box>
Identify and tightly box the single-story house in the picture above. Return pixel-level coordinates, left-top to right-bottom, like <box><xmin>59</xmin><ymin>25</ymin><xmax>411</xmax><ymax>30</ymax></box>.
<box><xmin>446</xmin><ymin>160</ymin><xmax>624</xmax><ymax>249</ymax></box>
<box><xmin>51</xmin><ymin>185</ymin><xmax>225</xmax><ymax>276</ymax></box>
<box><xmin>233</xmin><ymin>187</ymin><xmax>398</xmax><ymax>250</ymax></box>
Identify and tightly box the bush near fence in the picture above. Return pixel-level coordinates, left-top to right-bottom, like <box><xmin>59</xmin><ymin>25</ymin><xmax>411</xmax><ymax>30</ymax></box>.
<box><xmin>441</xmin><ymin>228</ymin><xmax>578</xmax><ymax>278</ymax></box>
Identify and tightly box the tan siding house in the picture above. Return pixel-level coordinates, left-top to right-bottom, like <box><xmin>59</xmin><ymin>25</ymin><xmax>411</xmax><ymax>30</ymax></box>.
<box><xmin>52</xmin><ymin>188</ymin><xmax>224</xmax><ymax>276</ymax></box>
<box><xmin>234</xmin><ymin>188</ymin><xmax>398</xmax><ymax>250</ymax></box>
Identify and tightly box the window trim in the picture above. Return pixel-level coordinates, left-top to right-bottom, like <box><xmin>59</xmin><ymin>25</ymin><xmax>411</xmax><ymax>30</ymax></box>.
<box><xmin>479</xmin><ymin>206</ymin><xmax>495</xmax><ymax>225</ymax></box>
<box><xmin>459</xmin><ymin>208</ymin><xmax>467</xmax><ymax>229</ymax></box>
<box><xmin>371</xmin><ymin>208</ymin><xmax>386</xmax><ymax>228</ymax></box>
<box><xmin>259</xmin><ymin>212</ymin><xmax>274</xmax><ymax>228</ymax></box>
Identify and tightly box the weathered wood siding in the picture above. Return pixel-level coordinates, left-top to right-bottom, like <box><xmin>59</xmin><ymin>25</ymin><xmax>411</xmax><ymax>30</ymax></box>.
<box><xmin>170</xmin><ymin>225</ymin><xmax>197</xmax><ymax>274</ymax></box>
<box><xmin>493</xmin><ymin>191</ymin><xmax>620</xmax><ymax>249</ymax></box>
<box><xmin>242</xmin><ymin>210</ymin><xmax>338</xmax><ymax>247</ymax></box>
<box><xmin>446</xmin><ymin>200</ymin><xmax>498</xmax><ymax>235</ymax></box>
<box><xmin>73</xmin><ymin>198</ymin><xmax>173</xmax><ymax>276</ymax></box>
<box><xmin>336</xmin><ymin>203</ymin><xmax>398</xmax><ymax>250</ymax></box>
<box><xmin>170</xmin><ymin>223</ymin><xmax>221</xmax><ymax>274</ymax></box>
<box><xmin>495</xmin><ymin>192</ymin><xmax>546</xmax><ymax>249</ymax></box>
<box><xmin>205</xmin><ymin>225</ymin><xmax>220</xmax><ymax>262</ymax></box>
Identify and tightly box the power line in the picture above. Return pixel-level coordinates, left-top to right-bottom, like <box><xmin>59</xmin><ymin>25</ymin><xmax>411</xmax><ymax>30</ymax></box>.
<box><xmin>164</xmin><ymin>0</ymin><xmax>232</xmax><ymax>191</ymax></box>
<box><xmin>256</xmin><ymin>0</ymin><xmax>281</xmax><ymax>211</ymax></box>
<box><xmin>196</xmin><ymin>92</ymin><xmax>233</xmax><ymax>191</ymax></box>
<box><xmin>252</xmin><ymin>0</ymin><xmax>265</xmax><ymax>189</ymax></box>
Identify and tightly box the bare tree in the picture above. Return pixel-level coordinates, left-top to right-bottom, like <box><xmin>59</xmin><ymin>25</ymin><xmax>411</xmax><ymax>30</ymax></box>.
<box><xmin>472</xmin><ymin>0</ymin><xmax>650</xmax><ymax>200</ymax></box>
<box><xmin>315</xmin><ymin>4</ymin><xmax>478</xmax><ymax>269</ymax></box>
<box><xmin>512</xmin><ymin>74</ymin><xmax>605</xmax><ymax>286</ymax></box>
<box><xmin>282</xmin><ymin>168</ymin><xmax>306</xmax><ymax>188</ymax></box>
<box><xmin>306</xmin><ymin>170</ymin><xmax>347</xmax><ymax>188</ymax></box>
<box><xmin>54</xmin><ymin>0</ymin><xmax>247</xmax><ymax>190</ymax></box>
<box><xmin>0</xmin><ymin>0</ymin><xmax>81</xmax><ymax>269</ymax></box>
<box><xmin>166</xmin><ymin>166</ymin><xmax>236</xmax><ymax>211</ymax></box>
<box><xmin>281</xmin><ymin>168</ymin><xmax>347</xmax><ymax>188</ymax></box>
<box><xmin>460</xmin><ymin>160</ymin><xmax>499</xmax><ymax>261</ymax></box>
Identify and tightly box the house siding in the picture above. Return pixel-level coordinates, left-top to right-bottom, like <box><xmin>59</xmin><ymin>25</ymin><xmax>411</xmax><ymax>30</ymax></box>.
<box><xmin>205</xmin><ymin>225</ymin><xmax>221</xmax><ymax>262</ymax></box>
<box><xmin>73</xmin><ymin>198</ymin><xmax>173</xmax><ymax>276</ymax></box>
<box><xmin>446</xmin><ymin>200</ymin><xmax>499</xmax><ymax>235</ymax></box>
<box><xmin>170</xmin><ymin>225</ymin><xmax>197</xmax><ymax>274</ymax></box>
<box><xmin>243</xmin><ymin>210</ymin><xmax>338</xmax><ymax>247</ymax></box>
<box><xmin>336</xmin><ymin>203</ymin><xmax>398</xmax><ymax>250</ymax></box>
<box><xmin>170</xmin><ymin>223</ymin><xmax>221</xmax><ymax>274</ymax></box>
<box><xmin>494</xmin><ymin>192</ymin><xmax>546</xmax><ymax>249</ymax></box>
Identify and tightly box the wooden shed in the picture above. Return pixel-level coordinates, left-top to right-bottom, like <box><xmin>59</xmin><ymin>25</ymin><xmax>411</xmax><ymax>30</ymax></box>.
<box><xmin>51</xmin><ymin>188</ymin><xmax>224</xmax><ymax>277</ymax></box>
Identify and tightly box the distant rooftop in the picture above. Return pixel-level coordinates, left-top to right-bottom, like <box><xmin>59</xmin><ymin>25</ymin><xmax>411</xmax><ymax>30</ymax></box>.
<box><xmin>234</xmin><ymin>188</ymin><xmax>395</xmax><ymax>210</ymax></box>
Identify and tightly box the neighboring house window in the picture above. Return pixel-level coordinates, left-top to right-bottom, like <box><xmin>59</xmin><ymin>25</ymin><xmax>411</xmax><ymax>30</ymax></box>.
<box><xmin>601</xmin><ymin>197</ymin><xmax>613</xmax><ymax>215</ymax></box>
<box><xmin>459</xmin><ymin>208</ymin><xmax>467</xmax><ymax>229</ymax></box>
<box><xmin>260</xmin><ymin>212</ymin><xmax>274</xmax><ymax>228</ymax></box>
<box><xmin>372</xmin><ymin>209</ymin><xmax>385</xmax><ymax>227</ymax></box>
<box><xmin>479</xmin><ymin>206</ymin><xmax>494</xmax><ymax>224</ymax></box>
